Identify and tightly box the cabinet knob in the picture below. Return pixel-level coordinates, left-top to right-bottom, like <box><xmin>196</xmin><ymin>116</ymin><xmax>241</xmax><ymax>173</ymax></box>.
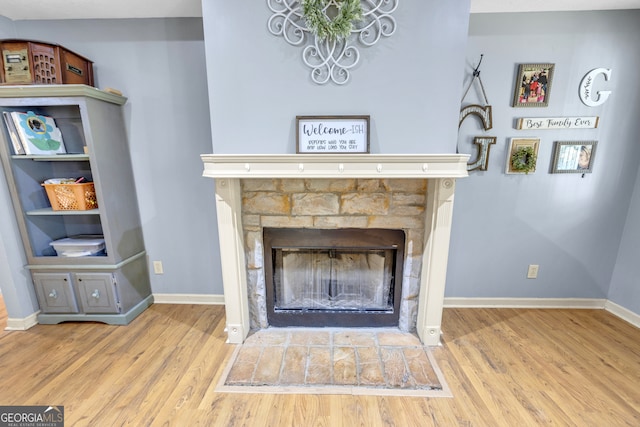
<box><xmin>91</xmin><ymin>289</ymin><xmax>100</xmax><ymax>299</ymax></box>
<box><xmin>48</xmin><ymin>289</ymin><xmax>58</xmax><ymax>299</ymax></box>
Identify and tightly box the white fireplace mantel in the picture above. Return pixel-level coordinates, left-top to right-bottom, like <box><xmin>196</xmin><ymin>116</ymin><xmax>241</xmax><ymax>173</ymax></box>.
<box><xmin>201</xmin><ymin>153</ymin><xmax>469</xmax><ymax>346</ymax></box>
<box><xmin>202</xmin><ymin>153</ymin><xmax>469</xmax><ymax>179</ymax></box>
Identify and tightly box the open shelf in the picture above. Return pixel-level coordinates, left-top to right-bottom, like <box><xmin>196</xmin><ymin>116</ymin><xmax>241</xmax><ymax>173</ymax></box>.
<box><xmin>13</xmin><ymin>154</ymin><xmax>90</xmax><ymax>161</ymax></box>
<box><xmin>0</xmin><ymin>85</ymin><xmax>151</xmax><ymax>324</ymax></box>
<box><xmin>26</xmin><ymin>207</ymin><xmax>100</xmax><ymax>216</ymax></box>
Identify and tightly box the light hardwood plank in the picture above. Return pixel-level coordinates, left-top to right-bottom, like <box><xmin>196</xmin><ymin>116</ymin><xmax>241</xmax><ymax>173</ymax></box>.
<box><xmin>0</xmin><ymin>303</ymin><xmax>639</xmax><ymax>425</ymax></box>
<box><xmin>0</xmin><ymin>295</ymin><xmax>7</xmax><ymax>331</ymax></box>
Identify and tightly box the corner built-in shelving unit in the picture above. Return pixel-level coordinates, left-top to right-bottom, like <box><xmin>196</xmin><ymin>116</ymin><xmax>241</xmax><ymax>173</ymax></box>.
<box><xmin>0</xmin><ymin>85</ymin><xmax>152</xmax><ymax>325</ymax></box>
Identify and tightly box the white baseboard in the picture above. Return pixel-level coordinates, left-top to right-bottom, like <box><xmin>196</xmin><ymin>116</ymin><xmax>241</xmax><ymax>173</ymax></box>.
<box><xmin>4</xmin><ymin>297</ymin><xmax>635</xmax><ymax>330</ymax></box>
<box><xmin>443</xmin><ymin>297</ymin><xmax>640</xmax><ymax>329</ymax></box>
<box><xmin>152</xmin><ymin>293</ymin><xmax>225</xmax><ymax>305</ymax></box>
<box><xmin>444</xmin><ymin>297</ymin><xmax>607</xmax><ymax>309</ymax></box>
<box><xmin>150</xmin><ymin>295</ymin><xmax>639</xmax><ymax>328</ymax></box>
<box><xmin>605</xmin><ymin>300</ymin><xmax>640</xmax><ymax>329</ymax></box>
<box><xmin>5</xmin><ymin>311</ymin><xmax>39</xmax><ymax>331</ymax></box>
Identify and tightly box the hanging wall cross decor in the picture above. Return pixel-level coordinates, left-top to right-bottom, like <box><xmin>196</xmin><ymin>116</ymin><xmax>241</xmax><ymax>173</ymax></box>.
<box><xmin>267</xmin><ymin>0</ymin><xmax>398</xmax><ymax>85</ymax></box>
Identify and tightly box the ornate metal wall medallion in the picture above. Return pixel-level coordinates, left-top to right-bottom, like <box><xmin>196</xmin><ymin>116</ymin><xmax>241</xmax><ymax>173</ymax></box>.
<box><xmin>267</xmin><ymin>0</ymin><xmax>398</xmax><ymax>85</ymax></box>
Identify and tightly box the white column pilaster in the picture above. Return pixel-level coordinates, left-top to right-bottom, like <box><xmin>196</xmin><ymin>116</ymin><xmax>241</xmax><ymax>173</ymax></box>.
<box><xmin>417</xmin><ymin>178</ymin><xmax>457</xmax><ymax>346</ymax></box>
<box><xmin>214</xmin><ymin>178</ymin><xmax>249</xmax><ymax>343</ymax></box>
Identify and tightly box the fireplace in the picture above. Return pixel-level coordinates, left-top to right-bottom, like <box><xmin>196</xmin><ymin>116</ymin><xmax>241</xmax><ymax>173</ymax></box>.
<box><xmin>264</xmin><ymin>228</ymin><xmax>405</xmax><ymax>327</ymax></box>
<box><xmin>201</xmin><ymin>154</ymin><xmax>468</xmax><ymax>345</ymax></box>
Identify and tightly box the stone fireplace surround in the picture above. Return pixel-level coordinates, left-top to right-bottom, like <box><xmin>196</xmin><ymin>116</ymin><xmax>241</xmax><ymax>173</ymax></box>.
<box><xmin>201</xmin><ymin>154</ymin><xmax>468</xmax><ymax>346</ymax></box>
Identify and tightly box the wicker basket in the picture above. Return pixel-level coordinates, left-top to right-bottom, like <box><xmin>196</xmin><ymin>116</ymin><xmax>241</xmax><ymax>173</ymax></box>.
<box><xmin>42</xmin><ymin>182</ymin><xmax>98</xmax><ymax>211</ymax></box>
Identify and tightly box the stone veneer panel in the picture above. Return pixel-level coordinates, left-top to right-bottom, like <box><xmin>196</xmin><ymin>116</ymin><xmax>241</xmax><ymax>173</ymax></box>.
<box><xmin>241</xmin><ymin>178</ymin><xmax>428</xmax><ymax>332</ymax></box>
<box><xmin>292</xmin><ymin>193</ymin><xmax>340</xmax><ymax>216</ymax></box>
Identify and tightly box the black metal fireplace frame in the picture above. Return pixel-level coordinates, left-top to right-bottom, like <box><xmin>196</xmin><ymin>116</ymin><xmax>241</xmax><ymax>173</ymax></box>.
<box><xmin>263</xmin><ymin>228</ymin><xmax>405</xmax><ymax>327</ymax></box>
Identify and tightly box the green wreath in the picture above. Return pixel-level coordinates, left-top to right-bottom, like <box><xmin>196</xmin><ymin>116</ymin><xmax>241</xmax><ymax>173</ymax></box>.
<box><xmin>511</xmin><ymin>146</ymin><xmax>537</xmax><ymax>174</ymax></box>
<box><xmin>302</xmin><ymin>0</ymin><xmax>363</xmax><ymax>41</ymax></box>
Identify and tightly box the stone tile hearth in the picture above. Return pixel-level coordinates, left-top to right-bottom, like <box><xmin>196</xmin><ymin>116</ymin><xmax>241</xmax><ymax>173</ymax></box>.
<box><xmin>218</xmin><ymin>328</ymin><xmax>450</xmax><ymax>396</ymax></box>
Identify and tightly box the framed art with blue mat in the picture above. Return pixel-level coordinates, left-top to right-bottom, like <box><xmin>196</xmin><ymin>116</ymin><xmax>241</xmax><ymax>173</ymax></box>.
<box><xmin>10</xmin><ymin>110</ymin><xmax>66</xmax><ymax>155</ymax></box>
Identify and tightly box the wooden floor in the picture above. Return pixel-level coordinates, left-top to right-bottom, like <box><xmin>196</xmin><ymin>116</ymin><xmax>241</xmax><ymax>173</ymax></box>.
<box><xmin>0</xmin><ymin>297</ymin><xmax>639</xmax><ymax>426</ymax></box>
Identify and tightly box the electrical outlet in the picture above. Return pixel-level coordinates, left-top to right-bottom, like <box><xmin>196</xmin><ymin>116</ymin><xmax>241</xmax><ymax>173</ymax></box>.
<box><xmin>527</xmin><ymin>264</ymin><xmax>539</xmax><ymax>279</ymax></box>
<box><xmin>153</xmin><ymin>261</ymin><xmax>164</xmax><ymax>275</ymax></box>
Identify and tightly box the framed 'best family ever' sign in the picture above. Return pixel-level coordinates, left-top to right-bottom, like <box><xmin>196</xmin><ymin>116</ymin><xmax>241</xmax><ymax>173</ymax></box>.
<box><xmin>296</xmin><ymin>115</ymin><xmax>370</xmax><ymax>154</ymax></box>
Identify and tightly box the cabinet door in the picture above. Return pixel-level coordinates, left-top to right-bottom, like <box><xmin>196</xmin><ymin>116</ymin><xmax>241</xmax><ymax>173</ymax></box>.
<box><xmin>75</xmin><ymin>273</ymin><xmax>121</xmax><ymax>313</ymax></box>
<box><xmin>32</xmin><ymin>272</ymin><xmax>79</xmax><ymax>313</ymax></box>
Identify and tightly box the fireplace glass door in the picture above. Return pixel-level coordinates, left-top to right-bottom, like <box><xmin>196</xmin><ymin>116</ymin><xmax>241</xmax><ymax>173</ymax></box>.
<box><xmin>274</xmin><ymin>248</ymin><xmax>395</xmax><ymax>311</ymax></box>
<box><xmin>264</xmin><ymin>228</ymin><xmax>405</xmax><ymax>327</ymax></box>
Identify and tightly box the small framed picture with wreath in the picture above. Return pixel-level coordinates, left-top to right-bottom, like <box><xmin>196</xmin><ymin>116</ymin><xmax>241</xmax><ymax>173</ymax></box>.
<box><xmin>513</xmin><ymin>63</ymin><xmax>554</xmax><ymax>107</ymax></box>
<box><xmin>551</xmin><ymin>141</ymin><xmax>597</xmax><ymax>174</ymax></box>
<box><xmin>506</xmin><ymin>137</ymin><xmax>539</xmax><ymax>174</ymax></box>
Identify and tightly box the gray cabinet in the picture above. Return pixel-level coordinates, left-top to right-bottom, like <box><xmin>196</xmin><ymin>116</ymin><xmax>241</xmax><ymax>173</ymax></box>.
<box><xmin>0</xmin><ymin>85</ymin><xmax>152</xmax><ymax>325</ymax></box>
<box><xmin>34</xmin><ymin>271</ymin><xmax>122</xmax><ymax>314</ymax></box>
<box><xmin>75</xmin><ymin>272</ymin><xmax>120</xmax><ymax>313</ymax></box>
<box><xmin>33</xmin><ymin>272</ymin><xmax>79</xmax><ymax>314</ymax></box>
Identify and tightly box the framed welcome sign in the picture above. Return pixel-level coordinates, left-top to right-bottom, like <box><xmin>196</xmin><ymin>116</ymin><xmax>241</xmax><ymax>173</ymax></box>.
<box><xmin>296</xmin><ymin>115</ymin><xmax>370</xmax><ymax>154</ymax></box>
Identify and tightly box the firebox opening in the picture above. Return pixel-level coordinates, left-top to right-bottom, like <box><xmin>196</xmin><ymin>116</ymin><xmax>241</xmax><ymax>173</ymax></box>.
<box><xmin>264</xmin><ymin>228</ymin><xmax>405</xmax><ymax>327</ymax></box>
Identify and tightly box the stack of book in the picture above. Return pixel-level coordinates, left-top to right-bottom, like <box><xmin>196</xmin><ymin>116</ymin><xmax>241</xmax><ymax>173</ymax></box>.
<box><xmin>2</xmin><ymin>110</ymin><xmax>66</xmax><ymax>155</ymax></box>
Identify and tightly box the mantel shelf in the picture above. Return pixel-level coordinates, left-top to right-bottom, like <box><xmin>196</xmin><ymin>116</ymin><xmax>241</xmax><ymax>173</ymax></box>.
<box><xmin>201</xmin><ymin>154</ymin><xmax>470</xmax><ymax>179</ymax></box>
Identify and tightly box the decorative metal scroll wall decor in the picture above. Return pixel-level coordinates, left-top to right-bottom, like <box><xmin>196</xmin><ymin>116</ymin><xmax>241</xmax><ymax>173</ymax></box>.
<box><xmin>267</xmin><ymin>0</ymin><xmax>398</xmax><ymax>85</ymax></box>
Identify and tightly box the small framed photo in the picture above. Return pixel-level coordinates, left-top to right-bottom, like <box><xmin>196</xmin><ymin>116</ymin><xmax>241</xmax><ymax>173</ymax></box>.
<box><xmin>506</xmin><ymin>137</ymin><xmax>540</xmax><ymax>174</ymax></box>
<box><xmin>551</xmin><ymin>141</ymin><xmax>597</xmax><ymax>174</ymax></box>
<box><xmin>513</xmin><ymin>63</ymin><xmax>554</xmax><ymax>107</ymax></box>
<box><xmin>296</xmin><ymin>115</ymin><xmax>370</xmax><ymax>154</ymax></box>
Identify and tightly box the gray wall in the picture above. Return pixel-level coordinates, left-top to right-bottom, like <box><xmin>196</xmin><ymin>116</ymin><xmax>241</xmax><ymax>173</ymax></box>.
<box><xmin>0</xmin><ymin>16</ymin><xmax>42</xmax><ymax>316</ymax></box>
<box><xmin>202</xmin><ymin>1</ymin><xmax>471</xmax><ymax>154</ymax></box>
<box><xmin>0</xmin><ymin>26</ymin><xmax>39</xmax><ymax>317</ymax></box>
<box><xmin>609</xmin><ymin>163</ymin><xmax>640</xmax><ymax>313</ymax></box>
<box><xmin>449</xmin><ymin>11</ymin><xmax>640</xmax><ymax>305</ymax></box>
<box><xmin>0</xmin><ymin>18</ymin><xmax>223</xmax><ymax>318</ymax></box>
<box><xmin>1</xmin><ymin>7</ymin><xmax>639</xmax><ymax>319</ymax></box>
